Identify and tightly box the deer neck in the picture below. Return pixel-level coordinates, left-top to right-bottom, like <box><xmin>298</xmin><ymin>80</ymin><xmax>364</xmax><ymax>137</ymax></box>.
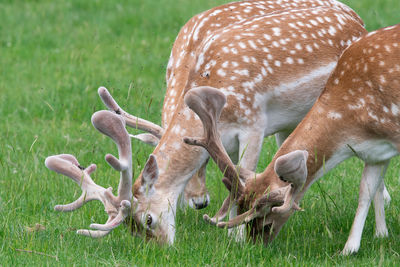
<box><xmin>135</xmin><ymin>100</ymin><xmax>209</xmax><ymax>203</ymax></box>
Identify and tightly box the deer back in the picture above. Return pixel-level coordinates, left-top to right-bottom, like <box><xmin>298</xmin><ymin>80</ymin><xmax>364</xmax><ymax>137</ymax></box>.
<box><xmin>162</xmin><ymin>0</ymin><xmax>364</xmax><ymax>127</ymax></box>
<box><xmin>318</xmin><ymin>24</ymin><xmax>400</xmax><ymax>140</ymax></box>
<box><xmin>141</xmin><ymin>6</ymin><xmax>367</xmax><ymax>192</ymax></box>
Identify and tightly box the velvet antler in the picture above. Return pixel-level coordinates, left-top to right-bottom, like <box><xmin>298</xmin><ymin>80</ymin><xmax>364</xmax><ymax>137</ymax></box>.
<box><xmin>45</xmin><ymin>110</ymin><xmax>135</xmax><ymax>237</ymax></box>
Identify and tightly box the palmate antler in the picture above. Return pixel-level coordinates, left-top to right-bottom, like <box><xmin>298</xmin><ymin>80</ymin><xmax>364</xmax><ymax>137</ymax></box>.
<box><xmin>182</xmin><ymin>86</ymin><xmax>255</xmax><ymax>224</ymax></box>
<box><xmin>183</xmin><ymin>86</ymin><xmax>306</xmax><ymax>229</ymax></box>
<box><xmin>45</xmin><ymin>110</ymin><xmax>134</xmax><ymax>237</ymax></box>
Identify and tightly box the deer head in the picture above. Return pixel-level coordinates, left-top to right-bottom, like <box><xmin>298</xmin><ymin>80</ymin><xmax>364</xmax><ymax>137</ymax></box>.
<box><xmin>184</xmin><ymin>86</ymin><xmax>308</xmax><ymax>241</ymax></box>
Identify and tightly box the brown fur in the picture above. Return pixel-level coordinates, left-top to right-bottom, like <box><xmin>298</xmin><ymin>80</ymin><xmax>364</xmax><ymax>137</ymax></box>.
<box><xmin>131</xmin><ymin>2</ymin><xmax>366</xmax><ymax>244</ymax></box>
<box><xmin>237</xmin><ymin>24</ymin><xmax>400</xmax><ymax>245</ymax></box>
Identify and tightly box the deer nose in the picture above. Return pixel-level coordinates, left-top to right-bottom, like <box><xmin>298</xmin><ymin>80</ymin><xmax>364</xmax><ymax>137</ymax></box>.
<box><xmin>193</xmin><ymin>197</ymin><xmax>209</xmax><ymax>209</ymax></box>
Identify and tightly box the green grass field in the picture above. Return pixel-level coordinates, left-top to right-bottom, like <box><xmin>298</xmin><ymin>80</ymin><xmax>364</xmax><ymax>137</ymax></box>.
<box><xmin>1</xmin><ymin>0</ymin><xmax>400</xmax><ymax>265</ymax></box>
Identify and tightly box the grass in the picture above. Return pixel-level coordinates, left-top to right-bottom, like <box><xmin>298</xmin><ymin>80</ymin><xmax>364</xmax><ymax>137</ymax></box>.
<box><xmin>0</xmin><ymin>0</ymin><xmax>399</xmax><ymax>265</ymax></box>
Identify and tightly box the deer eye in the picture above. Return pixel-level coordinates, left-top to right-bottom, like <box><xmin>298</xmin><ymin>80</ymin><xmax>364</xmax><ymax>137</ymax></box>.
<box><xmin>146</xmin><ymin>214</ymin><xmax>153</xmax><ymax>227</ymax></box>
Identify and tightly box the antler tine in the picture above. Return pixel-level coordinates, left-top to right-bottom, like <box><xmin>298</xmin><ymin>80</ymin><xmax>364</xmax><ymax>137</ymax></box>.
<box><xmin>89</xmin><ymin>110</ymin><xmax>134</xmax><ymax>232</ymax></box>
<box><xmin>98</xmin><ymin>87</ymin><xmax>164</xmax><ymax>139</ymax></box>
<box><xmin>45</xmin><ymin>154</ymin><xmax>119</xmax><ymax>237</ymax></box>
<box><xmin>45</xmin><ymin>154</ymin><xmax>116</xmax><ymax>212</ymax></box>
<box><xmin>77</xmin><ymin>201</ymin><xmax>132</xmax><ymax>238</ymax></box>
<box><xmin>183</xmin><ymin>86</ymin><xmax>246</xmax><ymax>197</ymax></box>
<box><xmin>215</xmin><ymin>187</ymin><xmax>287</xmax><ymax>229</ymax></box>
<box><xmin>89</xmin><ymin>200</ymin><xmax>131</xmax><ymax>231</ymax></box>
<box><xmin>130</xmin><ymin>133</ymin><xmax>160</xmax><ymax>146</ymax></box>
<box><xmin>92</xmin><ymin>110</ymin><xmax>132</xmax><ymax>201</ymax></box>
<box><xmin>76</xmin><ymin>229</ymin><xmax>111</xmax><ymax>238</ymax></box>
<box><xmin>215</xmin><ymin>151</ymin><xmax>307</xmax><ymax>230</ymax></box>
<box><xmin>203</xmin><ymin>196</ymin><xmax>232</xmax><ymax>225</ymax></box>
<box><xmin>202</xmin><ymin>174</ymin><xmax>251</xmax><ymax>224</ymax></box>
<box><xmin>202</xmin><ymin>174</ymin><xmax>252</xmax><ymax>224</ymax></box>
<box><xmin>271</xmin><ymin>150</ymin><xmax>308</xmax><ymax>214</ymax></box>
<box><xmin>216</xmin><ymin>208</ymin><xmax>255</xmax><ymax>229</ymax></box>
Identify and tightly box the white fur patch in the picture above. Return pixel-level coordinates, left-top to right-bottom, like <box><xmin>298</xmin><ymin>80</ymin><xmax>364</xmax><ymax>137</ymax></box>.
<box><xmin>327</xmin><ymin>111</ymin><xmax>342</xmax><ymax>120</ymax></box>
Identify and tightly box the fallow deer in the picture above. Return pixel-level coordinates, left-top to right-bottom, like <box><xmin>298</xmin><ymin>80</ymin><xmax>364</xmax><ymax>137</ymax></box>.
<box><xmin>130</xmin><ymin>0</ymin><xmax>365</xmax><ymax>210</ymax></box>
<box><xmin>46</xmin><ymin>2</ymin><xmax>371</xmax><ymax>244</ymax></box>
<box><xmin>185</xmin><ymin>24</ymin><xmax>400</xmax><ymax>254</ymax></box>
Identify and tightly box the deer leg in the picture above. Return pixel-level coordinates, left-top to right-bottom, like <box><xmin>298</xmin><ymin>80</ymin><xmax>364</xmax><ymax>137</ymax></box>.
<box><xmin>275</xmin><ymin>130</ymin><xmax>291</xmax><ymax>148</ymax></box>
<box><xmin>184</xmin><ymin>161</ymin><xmax>210</xmax><ymax>209</ymax></box>
<box><xmin>342</xmin><ymin>161</ymin><xmax>388</xmax><ymax>255</ymax></box>
<box><xmin>237</xmin><ymin>131</ymin><xmax>264</xmax><ymax>170</ymax></box>
<box><xmin>365</xmin><ymin>161</ymin><xmax>389</xmax><ymax>241</ymax></box>
<box><xmin>373</xmin><ymin>174</ymin><xmax>389</xmax><ymax>238</ymax></box>
<box><xmin>382</xmin><ymin>184</ymin><xmax>391</xmax><ymax>206</ymax></box>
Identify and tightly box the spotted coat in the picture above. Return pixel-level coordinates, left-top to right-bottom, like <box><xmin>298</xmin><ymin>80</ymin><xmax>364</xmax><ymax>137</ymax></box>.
<box><xmin>239</xmin><ymin>23</ymin><xmax>400</xmax><ymax>255</ymax></box>
<box><xmin>131</xmin><ymin>4</ymin><xmax>366</xmax><ymax>245</ymax></box>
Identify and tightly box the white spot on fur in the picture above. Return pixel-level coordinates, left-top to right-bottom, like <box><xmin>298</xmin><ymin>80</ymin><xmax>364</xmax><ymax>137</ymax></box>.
<box><xmin>384</xmin><ymin>45</ymin><xmax>392</xmax><ymax>52</ymax></box>
<box><xmin>242</xmin><ymin>81</ymin><xmax>255</xmax><ymax>90</ymax></box>
<box><xmin>327</xmin><ymin>111</ymin><xmax>342</xmax><ymax>120</ymax></box>
<box><xmin>217</xmin><ymin>69</ymin><xmax>226</xmax><ymax>77</ymax></box>
<box><xmin>286</xmin><ymin>57</ymin><xmax>294</xmax><ymax>64</ymax></box>
<box><xmin>328</xmin><ymin>26</ymin><xmax>337</xmax><ymax>36</ymax></box>
<box><xmin>172</xmin><ymin>142</ymin><xmax>181</xmax><ymax>150</ymax></box>
<box><xmin>391</xmin><ymin>103</ymin><xmax>399</xmax><ymax>115</ymax></box>
<box><xmin>272</xmin><ymin>41</ymin><xmax>280</xmax><ymax>48</ymax></box>
<box><xmin>365</xmin><ymin>81</ymin><xmax>373</xmax><ymax>88</ymax></box>
<box><xmin>248</xmin><ymin>40</ymin><xmax>257</xmax><ymax>49</ymax></box>
<box><xmin>263</xmin><ymin>34</ymin><xmax>271</xmax><ymax>40</ymax></box>
<box><xmin>368</xmin><ymin>110</ymin><xmax>379</xmax><ymax>121</ymax></box>
<box><xmin>272</xmin><ymin>27</ymin><xmax>281</xmax><ymax>36</ymax></box>
<box><xmin>234</xmin><ymin>69</ymin><xmax>249</xmax><ymax>76</ymax></box>
<box><xmin>261</xmin><ymin>67</ymin><xmax>267</xmax><ymax>76</ymax></box>
<box><xmin>348</xmin><ymin>98</ymin><xmax>366</xmax><ymax>110</ymax></box>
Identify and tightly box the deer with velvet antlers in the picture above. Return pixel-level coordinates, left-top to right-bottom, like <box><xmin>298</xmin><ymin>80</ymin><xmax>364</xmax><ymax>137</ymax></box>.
<box><xmin>185</xmin><ymin>24</ymin><xmax>400</xmax><ymax>254</ymax></box>
<box><xmin>45</xmin><ymin>1</ymin><xmax>373</xmax><ymax>244</ymax></box>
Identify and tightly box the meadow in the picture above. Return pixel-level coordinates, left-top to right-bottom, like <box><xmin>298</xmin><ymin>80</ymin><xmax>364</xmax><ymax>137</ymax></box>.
<box><xmin>1</xmin><ymin>0</ymin><xmax>400</xmax><ymax>265</ymax></box>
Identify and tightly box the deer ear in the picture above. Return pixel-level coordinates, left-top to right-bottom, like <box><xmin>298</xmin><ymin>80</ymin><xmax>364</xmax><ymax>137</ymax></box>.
<box><xmin>274</xmin><ymin>150</ymin><xmax>308</xmax><ymax>187</ymax></box>
<box><xmin>142</xmin><ymin>154</ymin><xmax>159</xmax><ymax>187</ymax></box>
